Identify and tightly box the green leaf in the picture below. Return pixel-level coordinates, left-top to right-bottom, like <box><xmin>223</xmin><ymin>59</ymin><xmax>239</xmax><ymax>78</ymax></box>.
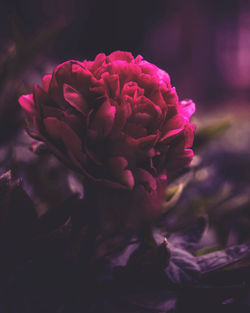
<box><xmin>196</xmin><ymin>245</ymin><xmax>223</xmax><ymax>256</ymax></box>
<box><xmin>195</xmin><ymin>117</ymin><xmax>231</xmax><ymax>149</ymax></box>
<box><xmin>197</xmin><ymin>241</ymin><xmax>250</xmax><ymax>275</ymax></box>
<box><xmin>162</xmin><ymin>183</ymin><xmax>184</xmax><ymax>213</ymax></box>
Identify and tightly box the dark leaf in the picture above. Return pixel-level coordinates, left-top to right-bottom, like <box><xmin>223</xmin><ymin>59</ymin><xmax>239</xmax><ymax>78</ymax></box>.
<box><xmin>126</xmin><ymin>239</ymin><xmax>171</xmax><ymax>274</ymax></box>
<box><xmin>168</xmin><ymin>215</ymin><xmax>208</xmax><ymax>251</ymax></box>
<box><xmin>194</xmin><ymin>117</ymin><xmax>231</xmax><ymax>150</ymax></box>
<box><xmin>176</xmin><ymin>283</ymin><xmax>246</xmax><ymax>313</ymax></box>
<box><xmin>0</xmin><ymin>171</ymin><xmax>37</xmax><ymax>266</ymax></box>
<box><xmin>166</xmin><ymin>246</ymin><xmax>200</xmax><ymax>284</ymax></box>
<box><xmin>110</xmin><ymin>242</ymin><xmax>139</xmax><ymax>268</ymax></box>
<box><xmin>122</xmin><ymin>290</ymin><xmax>177</xmax><ymax>312</ymax></box>
<box><xmin>33</xmin><ymin>195</ymin><xmax>76</xmax><ymax>238</ymax></box>
<box><xmin>196</xmin><ymin>244</ymin><xmax>223</xmax><ymax>256</ymax></box>
<box><xmin>198</xmin><ymin>241</ymin><xmax>250</xmax><ymax>275</ymax></box>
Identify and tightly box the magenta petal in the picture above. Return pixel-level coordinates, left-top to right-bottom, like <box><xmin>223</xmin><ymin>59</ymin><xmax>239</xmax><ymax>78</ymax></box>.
<box><xmin>136</xmin><ymin>133</ymin><xmax>159</xmax><ymax>149</ymax></box>
<box><xmin>43</xmin><ymin>117</ymin><xmax>63</xmax><ymax>140</ymax></box>
<box><xmin>43</xmin><ymin>117</ymin><xmax>88</xmax><ymax>169</ymax></box>
<box><xmin>160</xmin><ymin>115</ymin><xmax>186</xmax><ymax>142</ymax></box>
<box><xmin>107</xmin><ymin>156</ymin><xmax>135</xmax><ymax>189</ymax></box>
<box><xmin>160</xmin><ymin>128</ymin><xmax>184</xmax><ymax>143</ymax></box>
<box><xmin>91</xmin><ymin>100</ymin><xmax>116</xmax><ymax>136</ymax></box>
<box><xmin>87</xmin><ymin>53</ymin><xmax>106</xmax><ymax>73</ymax></box>
<box><xmin>179</xmin><ymin>100</ymin><xmax>196</xmax><ymax>119</ymax></box>
<box><xmin>63</xmin><ymin>83</ymin><xmax>88</xmax><ymax>114</ymax></box>
<box><xmin>112</xmin><ymin>99</ymin><xmax>132</xmax><ymax>132</ymax></box>
<box><xmin>102</xmin><ymin>73</ymin><xmax>120</xmax><ymax>98</ymax></box>
<box><xmin>71</xmin><ymin>63</ymin><xmax>94</xmax><ymax>89</ymax></box>
<box><xmin>183</xmin><ymin>124</ymin><xmax>196</xmax><ymax>148</ymax></box>
<box><xmin>124</xmin><ymin>122</ymin><xmax>147</xmax><ymax>138</ymax></box>
<box><xmin>42</xmin><ymin>74</ymin><xmax>52</xmax><ymax>93</ymax></box>
<box><xmin>19</xmin><ymin>94</ymin><xmax>35</xmax><ymax>114</ymax></box>
<box><xmin>165</xmin><ymin>87</ymin><xmax>179</xmax><ymax>104</ymax></box>
<box><xmin>134</xmin><ymin>96</ymin><xmax>162</xmax><ymax>119</ymax></box>
<box><xmin>134</xmin><ymin>168</ymin><xmax>157</xmax><ymax>191</ymax></box>
<box><xmin>108</xmin><ymin>51</ymin><xmax>134</xmax><ymax>63</ymax></box>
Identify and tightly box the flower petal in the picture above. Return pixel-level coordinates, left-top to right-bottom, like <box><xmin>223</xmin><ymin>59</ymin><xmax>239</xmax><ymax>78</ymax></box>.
<box><xmin>42</xmin><ymin>74</ymin><xmax>52</xmax><ymax>93</ymax></box>
<box><xmin>91</xmin><ymin>100</ymin><xmax>116</xmax><ymax>136</ymax></box>
<box><xmin>19</xmin><ymin>94</ymin><xmax>35</xmax><ymax>115</ymax></box>
<box><xmin>107</xmin><ymin>156</ymin><xmax>135</xmax><ymax>189</ymax></box>
<box><xmin>108</xmin><ymin>51</ymin><xmax>134</xmax><ymax>63</ymax></box>
<box><xmin>134</xmin><ymin>168</ymin><xmax>157</xmax><ymax>191</ymax></box>
<box><xmin>179</xmin><ymin>100</ymin><xmax>195</xmax><ymax>119</ymax></box>
<box><xmin>63</xmin><ymin>83</ymin><xmax>88</xmax><ymax>114</ymax></box>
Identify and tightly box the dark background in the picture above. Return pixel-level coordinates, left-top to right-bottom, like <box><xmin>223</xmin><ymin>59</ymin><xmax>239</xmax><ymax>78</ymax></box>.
<box><xmin>1</xmin><ymin>2</ymin><xmax>250</xmax><ymax>312</ymax></box>
<box><xmin>1</xmin><ymin>0</ymin><xmax>250</xmax><ymax>106</ymax></box>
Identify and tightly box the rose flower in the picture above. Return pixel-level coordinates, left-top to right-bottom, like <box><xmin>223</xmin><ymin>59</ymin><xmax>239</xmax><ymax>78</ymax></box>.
<box><xmin>19</xmin><ymin>51</ymin><xmax>195</xmax><ymax>230</ymax></box>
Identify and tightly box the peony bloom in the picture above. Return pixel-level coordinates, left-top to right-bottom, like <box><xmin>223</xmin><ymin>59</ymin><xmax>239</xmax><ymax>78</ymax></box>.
<box><xmin>19</xmin><ymin>51</ymin><xmax>195</xmax><ymax>223</ymax></box>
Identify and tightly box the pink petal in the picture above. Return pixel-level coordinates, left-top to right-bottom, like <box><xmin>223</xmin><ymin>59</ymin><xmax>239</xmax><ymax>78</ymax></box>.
<box><xmin>43</xmin><ymin>117</ymin><xmax>87</xmax><ymax>171</ymax></box>
<box><xmin>71</xmin><ymin>63</ymin><xmax>94</xmax><ymax>90</ymax></box>
<box><xmin>130</xmin><ymin>112</ymin><xmax>152</xmax><ymax>127</ymax></box>
<box><xmin>112</xmin><ymin>97</ymin><xmax>132</xmax><ymax>132</ymax></box>
<box><xmin>87</xmin><ymin>53</ymin><xmax>106</xmax><ymax>74</ymax></box>
<box><xmin>164</xmin><ymin>87</ymin><xmax>179</xmax><ymax>104</ymax></box>
<box><xmin>108</xmin><ymin>51</ymin><xmax>134</xmax><ymax>63</ymax></box>
<box><xmin>102</xmin><ymin>73</ymin><xmax>120</xmax><ymax>98</ymax></box>
<box><xmin>106</xmin><ymin>61</ymin><xmax>141</xmax><ymax>86</ymax></box>
<box><xmin>160</xmin><ymin>115</ymin><xmax>186</xmax><ymax>142</ymax></box>
<box><xmin>43</xmin><ymin>117</ymin><xmax>63</xmax><ymax>140</ymax></box>
<box><xmin>179</xmin><ymin>100</ymin><xmax>196</xmax><ymax>119</ymax></box>
<box><xmin>136</xmin><ymin>133</ymin><xmax>159</xmax><ymax>150</ymax></box>
<box><xmin>42</xmin><ymin>74</ymin><xmax>52</xmax><ymax>93</ymax></box>
<box><xmin>63</xmin><ymin>83</ymin><xmax>88</xmax><ymax>115</ymax></box>
<box><xmin>183</xmin><ymin>124</ymin><xmax>196</xmax><ymax>148</ymax></box>
<box><xmin>19</xmin><ymin>94</ymin><xmax>35</xmax><ymax>114</ymax></box>
<box><xmin>124</xmin><ymin>122</ymin><xmax>147</xmax><ymax>138</ymax></box>
<box><xmin>134</xmin><ymin>168</ymin><xmax>157</xmax><ymax>191</ymax></box>
<box><xmin>91</xmin><ymin>100</ymin><xmax>116</xmax><ymax>136</ymax></box>
<box><xmin>160</xmin><ymin>128</ymin><xmax>184</xmax><ymax>143</ymax></box>
<box><xmin>122</xmin><ymin>81</ymin><xmax>144</xmax><ymax>98</ymax></box>
<box><xmin>107</xmin><ymin>156</ymin><xmax>135</xmax><ymax>189</ymax></box>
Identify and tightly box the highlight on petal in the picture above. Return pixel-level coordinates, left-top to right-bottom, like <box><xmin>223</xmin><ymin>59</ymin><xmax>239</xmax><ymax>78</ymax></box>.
<box><xmin>19</xmin><ymin>94</ymin><xmax>35</xmax><ymax>114</ymax></box>
<box><xmin>179</xmin><ymin>99</ymin><xmax>196</xmax><ymax>119</ymax></box>
<box><xmin>160</xmin><ymin>115</ymin><xmax>186</xmax><ymax>143</ymax></box>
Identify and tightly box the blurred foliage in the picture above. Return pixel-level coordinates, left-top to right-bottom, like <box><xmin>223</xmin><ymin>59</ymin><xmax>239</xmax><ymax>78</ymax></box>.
<box><xmin>0</xmin><ymin>15</ymin><xmax>67</xmax><ymax>145</ymax></box>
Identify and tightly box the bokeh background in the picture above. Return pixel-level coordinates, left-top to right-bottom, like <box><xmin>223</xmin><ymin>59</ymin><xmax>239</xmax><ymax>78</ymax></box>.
<box><xmin>2</xmin><ymin>0</ymin><xmax>250</xmax><ymax>104</ymax></box>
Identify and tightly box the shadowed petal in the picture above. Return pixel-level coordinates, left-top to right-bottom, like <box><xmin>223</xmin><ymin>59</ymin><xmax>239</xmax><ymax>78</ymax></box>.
<box><xmin>63</xmin><ymin>83</ymin><xmax>88</xmax><ymax>115</ymax></box>
<box><xmin>107</xmin><ymin>156</ymin><xmax>135</xmax><ymax>189</ymax></box>
<box><xmin>91</xmin><ymin>100</ymin><xmax>116</xmax><ymax>136</ymax></box>
<box><xmin>134</xmin><ymin>168</ymin><xmax>157</xmax><ymax>191</ymax></box>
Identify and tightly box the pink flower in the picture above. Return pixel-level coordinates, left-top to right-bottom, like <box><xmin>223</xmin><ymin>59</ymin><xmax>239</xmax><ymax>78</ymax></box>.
<box><xmin>19</xmin><ymin>51</ymin><xmax>195</xmax><ymax>221</ymax></box>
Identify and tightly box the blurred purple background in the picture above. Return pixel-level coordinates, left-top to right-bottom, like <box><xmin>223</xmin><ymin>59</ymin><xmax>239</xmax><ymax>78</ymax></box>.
<box><xmin>1</xmin><ymin>0</ymin><xmax>250</xmax><ymax>107</ymax></box>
